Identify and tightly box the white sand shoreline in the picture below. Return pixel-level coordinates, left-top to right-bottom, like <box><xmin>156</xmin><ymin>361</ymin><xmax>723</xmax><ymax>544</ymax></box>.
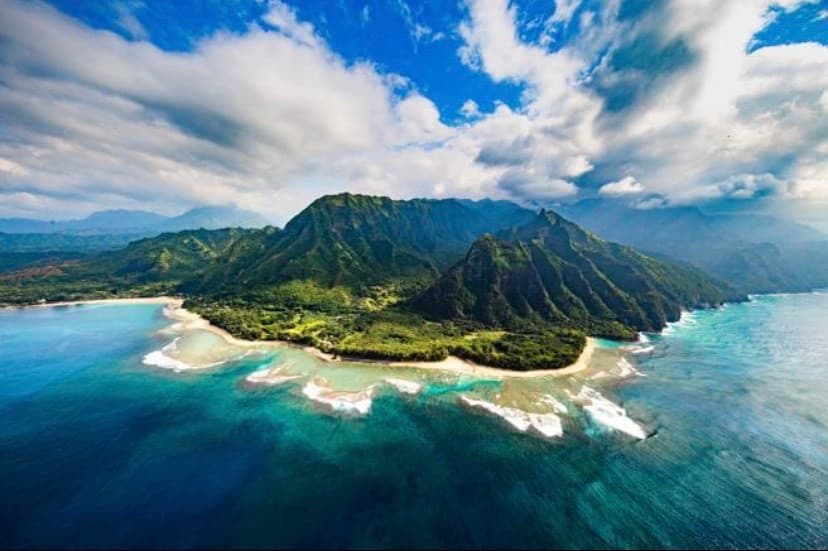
<box><xmin>387</xmin><ymin>337</ymin><xmax>597</xmax><ymax>379</ymax></box>
<box><xmin>22</xmin><ymin>296</ymin><xmax>598</xmax><ymax>379</ymax></box>
<box><xmin>6</xmin><ymin>296</ymin><xmax>182</xmax><ymax>309</ymax></box>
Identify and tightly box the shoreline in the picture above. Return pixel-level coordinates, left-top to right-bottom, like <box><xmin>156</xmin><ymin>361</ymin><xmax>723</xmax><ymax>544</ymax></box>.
<box><xmin>19</xmin><ymin>296</ymin><xmax>597</xmax><ymax>379</ymax></box>
<box><xmin>387</xmin><ymin>337</ymin><xmax>597</xmax><ymax>379</ymax></box>
<box><xmin>5</xmin><ymin>296</ymin><xmax>183</xmax><ymax>310</ymax></box>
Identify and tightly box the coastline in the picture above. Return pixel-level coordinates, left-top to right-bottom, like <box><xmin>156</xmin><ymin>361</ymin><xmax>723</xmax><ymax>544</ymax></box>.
<box><xmin>20</xmin><ymin>297</ymin><xmax>597</xmax><ymax>380</ymax></box>
<box><xmin>387</xmin><ymin>337</ymin><xmax>597</xmax><ymax>379</ymax></box>
<box><xmin>6</xmin><ymin>296</ymin><xmax>183</xmax><ymax>310</ymax></box>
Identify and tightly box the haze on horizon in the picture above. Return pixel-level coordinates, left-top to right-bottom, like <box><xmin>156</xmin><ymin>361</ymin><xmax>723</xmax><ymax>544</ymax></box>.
<box><xmin>0</xmin><ymin>0</ymin><xmax>826</xmax><ymax>230</ymax></box>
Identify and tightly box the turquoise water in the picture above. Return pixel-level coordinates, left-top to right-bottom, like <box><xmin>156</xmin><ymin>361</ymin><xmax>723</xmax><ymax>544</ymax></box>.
<box><xmin>0</xmin><ymin>295</ymin><xmax>826</xmax><ymax>548</ymax></box>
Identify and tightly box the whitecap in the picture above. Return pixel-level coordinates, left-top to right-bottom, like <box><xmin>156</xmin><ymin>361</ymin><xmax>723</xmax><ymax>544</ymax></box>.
<box><xmin>541</xmin><ymin>395</ymin><xmax>568</xmax><ymax>414</ymax></box>
<box><xmin>629</xmin><ymin>345</ymin><xmax>655</xmax><ymax>355</ymax></box>
<box><xmin>616</xmin><ymin>357</ymin><xmax>645</xmax><ymax>378</ymax></box>
<box><xmin>576</xmin><ymin>386</ymin><xmax>648</xmax><ymax>440</ymax></box>
<box><xmin>142</xmin><ymin>339</ymin><xmax>194</xmax><ymax>372</ymax></box>
<box><xmin>302</xmin><ymin>378</ymin><xmax>374</xmax><ymax>416</ymax></box>
<box><xmin>245</xmin><ymin>364</ymin><xmax>302</xmax><ymax>386</ymax></box>
<box><xmin>141</xmin><ymin>337</ymin><xmax>223</xmax><ymax>372</ymax></box>
<box><xmin>662</xmin><ymin>311</ymin><xmax>698</xmax><ymax>335</ymax></box>
<box><xmin>460</xmin><ymin>396</ymin><xmax>563</xmax><ymax>438</ymax></box>
<box><xmin>384</xmin><ymin>377</ymin><xmax>423</xmax><ymax>395</ymax></box>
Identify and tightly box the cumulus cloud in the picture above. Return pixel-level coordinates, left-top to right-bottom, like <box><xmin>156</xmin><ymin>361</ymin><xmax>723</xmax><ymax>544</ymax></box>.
<box><xmin>0</xmin><ymin>0</ymin><xmax>825</xmax><ymax>225</ymax></box>
<box><xmin>0</xmin><ymin>0</ymin><xmax>456</xmax><ymax>219</ymax></box>
<box><xmin>460</xmin><ymin>99</ymin><xmax>481</xmax><ymax>118</ymax></box>
<box><xmin>599</xmin><ymin>176</ymin><xmax>644</xmax><ymax>196</ymax></box>
<box><xmin>592</xmin><ymin>1</ymin><xmax>828</xmax><ymax>208</ymax></box>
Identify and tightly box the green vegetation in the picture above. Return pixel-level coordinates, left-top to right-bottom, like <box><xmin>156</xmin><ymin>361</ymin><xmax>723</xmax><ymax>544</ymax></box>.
<box><xmin>191</xmin><ymin>193</ymin><xmax>532</xmax><ymax>294</ymax></box>
<box><xmin>187</xmin><ymin>297</ymin><xmax>585</xmax><ymax>370</ymax></box>
<box><xmin>0</xmin><ymin>228</ymin><xmax>253</xmax><ymax>305</ymax></box>
<box><xmin>0</xmin><ymin>232</ymin><xmax>143</xmax><ymax>253</ymax></box>
<box><xmin>0</xmin><ymin>193</ymin><xmax>744</xmax><ymax>371</ymax></box>
<box><xmin>413</xmin><ymin>211</ymin><xmax>742</xmax><ymax>336</ymax></box>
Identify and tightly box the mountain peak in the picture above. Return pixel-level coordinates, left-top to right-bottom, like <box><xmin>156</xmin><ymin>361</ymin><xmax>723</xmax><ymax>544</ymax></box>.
<box><xmin>413</xmin><ymin>212</ymin><xmax>740</xmax><ymax>336</ymax></box>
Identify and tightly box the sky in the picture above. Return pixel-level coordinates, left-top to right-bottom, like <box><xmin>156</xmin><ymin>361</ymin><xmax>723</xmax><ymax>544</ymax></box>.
<box><xmin>0</xmin><ymin>0</ymin><xmax>826</xmax><ymax>228</ymax></box>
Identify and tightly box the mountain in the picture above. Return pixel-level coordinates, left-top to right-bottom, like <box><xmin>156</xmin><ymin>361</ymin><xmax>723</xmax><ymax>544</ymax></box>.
<box><xmin>159</xmin><ymin>206</ymin><xmax>269</xmax><ymax>233</ymax></box>
<box><xmin>0</xmin><ymin>228</ymin><xmax>254</xmax><ymax>304</ymax></box>
<box><xmin>72</xmin><ymin>228</ymin><xmax>255</xmax><ymax>283</ymax></box>
<box><xmin>0</xmin><ymin>193</ymin><xmax>748</xmax><ymax>371</ymax></box>
<box><xmin>0</xmin><ymin>206</ymin><xmax>269</xmax><ymax>236</ymax></box>
<box><xmin>0</xmin><ymin>206</ymin><xmax>271</xmax><ymax>270</ymax></box>
<box><xmin>0</xmin><ymin>209</ymin><xmax>165</xmax><ymax>234</ymax></box>
<box><xmin>457</xmin><ymin>198</ymin><xmax>537</xmax><ymax>229</ymax></box>
<box><xmin>559</xmin><ymin>199</ymin><xmax>828</xmax><ymax>293</ymax></box>
<box><xmin>65</xmin><ymin>210</ymin><xmax>169</xmax><ymax>233</ymax></box>
<box><xmin>412</xmin><ymin>210</ymin><xmax>741</xmax><ymax>338</ymax></box>
<box><xmin>0</xmin><ymin>232</ymin><xmax>143</xmax><ymax>255</ymax></box>
<box><xmin>193</xmin><ymin>193</ymin><xmax>535</xmax><ymax>295</ymax></box>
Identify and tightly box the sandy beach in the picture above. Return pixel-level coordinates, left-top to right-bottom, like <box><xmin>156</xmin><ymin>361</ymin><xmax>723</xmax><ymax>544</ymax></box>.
<box><xmin>168</xmin><ymin>303</ymin><xmax>597</xmax><ymax>379</ymax></box>
<box><xmin>10</xmin><ymin>296</ymin><xmax>183</xmax><ymax>309</ymax></box>
<box><xmin>25</xmin><ymin>297</ymin><xmax>597</xmax><ymax>379</ymax></box>
<box><xmin>388</xmin><ymin>337</ymin><xmax>597</xmax><ymax>379</ymax></box>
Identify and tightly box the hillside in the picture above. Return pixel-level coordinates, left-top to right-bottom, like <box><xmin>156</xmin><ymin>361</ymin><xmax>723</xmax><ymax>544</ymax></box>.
<box><xmin>1</xmin><ymin>194</ymin><xmax>744</xmax><ymax>372</ymax></box>
<box><xmin>560</xmin><ymin>199</ymin><xmax>828</xmax><ymax>293</ymax></box>
<box><xmin>0</xmin><ymin>232</ymin><xmax>143</xmax><ymax>255</ymax></box>
<box><xmin>412</xmin><ymin>210</ymin><xmax>740</xmax><ymax>338</ymax></box>
<box><xmin>0</xmin><ymin>206</ymin><xmax>268</xmax><ymax>236</ymax></box>
<box><xmin>193</xmin><ymin>193</ymin><xmax>534</xmax><ymax>296</ymax></box>
<box><xmin>0</xmin><ymin>228</ymin><xmax>254</xmax><ymax>304</ymax></box>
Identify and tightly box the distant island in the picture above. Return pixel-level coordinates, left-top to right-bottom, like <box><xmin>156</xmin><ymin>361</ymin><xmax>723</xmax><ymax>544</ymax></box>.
<box><xmin>0</xmin><ymin>193</ymin><xmax>744</xmax><ymax>371</ymax></box>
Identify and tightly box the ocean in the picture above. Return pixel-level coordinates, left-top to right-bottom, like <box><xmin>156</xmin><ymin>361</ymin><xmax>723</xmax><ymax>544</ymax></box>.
<box><xmin>0</xmin><ymin>294</ymin><xmax>826</xmax><ymax>549</ymax></box>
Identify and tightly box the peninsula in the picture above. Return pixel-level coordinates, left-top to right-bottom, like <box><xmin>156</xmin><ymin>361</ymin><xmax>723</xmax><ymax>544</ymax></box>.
<box><xmin>0</xmin><ymin>194</ymin><xmax>742</xmax><ymax>371</ymax></box>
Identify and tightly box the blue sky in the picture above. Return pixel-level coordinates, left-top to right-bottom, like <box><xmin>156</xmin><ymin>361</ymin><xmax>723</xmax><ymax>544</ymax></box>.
<box><xmin>0</xmin><ymin>0</ymin><xmax>826</xmax><ymax>227</ymax></box>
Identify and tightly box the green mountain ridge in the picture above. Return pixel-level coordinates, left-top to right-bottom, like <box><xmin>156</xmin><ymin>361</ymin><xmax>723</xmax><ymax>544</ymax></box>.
<box><xmin>0</xmin><ymin>194</ymin><xmax>745</xmax><ymax>371</ymax></box>
<box><xmin>560</xmin><ymin>198</ymin><xmax>828</xmax><ymax>293</ymax></box>
<box><xmin>193</xmin><ymin>193</ymin><xmax>533</xmax><ymax>295</ymax></box>
<box><xmin>412</xmin><ymin>210</ymin><xmax>739</xmax><ymax>339</ymax></box>
<box><xmin>0</xmin><ymin>228</ymin><xmax>253</xmax><ymax>303</ymax></box>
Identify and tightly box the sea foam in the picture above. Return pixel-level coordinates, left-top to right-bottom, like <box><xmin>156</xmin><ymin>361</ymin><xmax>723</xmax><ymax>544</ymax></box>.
<box><xmin>460</xmin><ymin>396</ymin><xmax>563</xmax><ymax>438</ymax></box>
<box><xmin>384</xmin><ymin>377</ymin><xmax>423</xmax><ymax>395</ymax></box>
<box><xmin>541</xmin><ymin>395</ymin><xmax>568</xmax><ymax>414</ymax></box>
<box><xmin>302</xmin><ymin>379</ymin><xmax>375</xmax><ymax>416</ymax></box>
<box><xmin>245</xmin><ymin>364</ymin><xmax>302</xmax><ymax>386</ymax></box>
<box><xmin>576</xmin><ymin>386</ymin><xmax>648</xmax><ymax>440</ymax></box>
<box><xmin>142</xmin><ymin>338</ymin><xmax>201</xmax><ymax>372</ymax></box>
<box><xmin>616</xmin><ymin>357</ymin><xmax>644</xmax><ymax>378</ymax></box>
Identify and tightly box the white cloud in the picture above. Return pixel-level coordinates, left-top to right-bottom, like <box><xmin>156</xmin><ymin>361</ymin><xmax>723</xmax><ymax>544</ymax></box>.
<box><xmin>548</xmin><ymin>0</ymin><xmax>582</xmax><ymax>27</ymax></box>
<box><xmin>0</xmin><ymin>157</ymin><xmax>27</xmax><ymax>176</ymax></box>
<box><xmin>0</xmin><ymin>0</ymin><xmax>455</xmax><ymax>220</ymax></box>
<box><xmin>460</xmin><ymin>99</ymin><xmax>480</xmax><ymax>118</ymax></box>
<box><xmin>632</xmin><ymin>195</ymin><xmax>670</xmax><ymax>210</ymax></box>
<box><xmin>114</xmin><ymin>1</ymin><xmax>147</xmax><ymax>41</ymax></box>
<box><xmin>590</xmin><ymin>1</ymin><xmax>828</xmax><ymax>210</ymax></box>
<box><xmin>0</xmin><ymin>0</ymin><xmax>825</xmax><ymax>226</ymax></box>
<box><xmin>706</xmin><ymin>173</ymin><xmax>787</xmax><ymax>200</ymax></box>
<box><xmin>452</xmin><ymin>0</ymin><xmax>607</xmax><ymax>200</ymax></box>
<box><xmin>261</xmin><ymin>0</ymin><xmax>318</xmax><ymax>47</ymax></box>
<box><xmin>599</xmin><ymin>176</ymin><xmax>644</xmax><ymax>196</ymax></box>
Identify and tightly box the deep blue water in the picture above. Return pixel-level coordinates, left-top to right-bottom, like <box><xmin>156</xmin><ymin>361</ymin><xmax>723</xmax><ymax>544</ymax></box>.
<box><xmin>0</xmin><ymin>295</ymin><xmax>826</xmax><ymax>549</ymax></box>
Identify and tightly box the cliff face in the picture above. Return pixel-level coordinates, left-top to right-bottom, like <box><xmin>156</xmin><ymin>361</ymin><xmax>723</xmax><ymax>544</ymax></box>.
<box><xmin>412</xmin><ymin>211</ymin><xmax>741</xmax><ymax>338</ymax></box>
<box><xmin>192</xmin><ymin>193</ymin><xmax>535</xmax><ymax>293</ymax></box>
